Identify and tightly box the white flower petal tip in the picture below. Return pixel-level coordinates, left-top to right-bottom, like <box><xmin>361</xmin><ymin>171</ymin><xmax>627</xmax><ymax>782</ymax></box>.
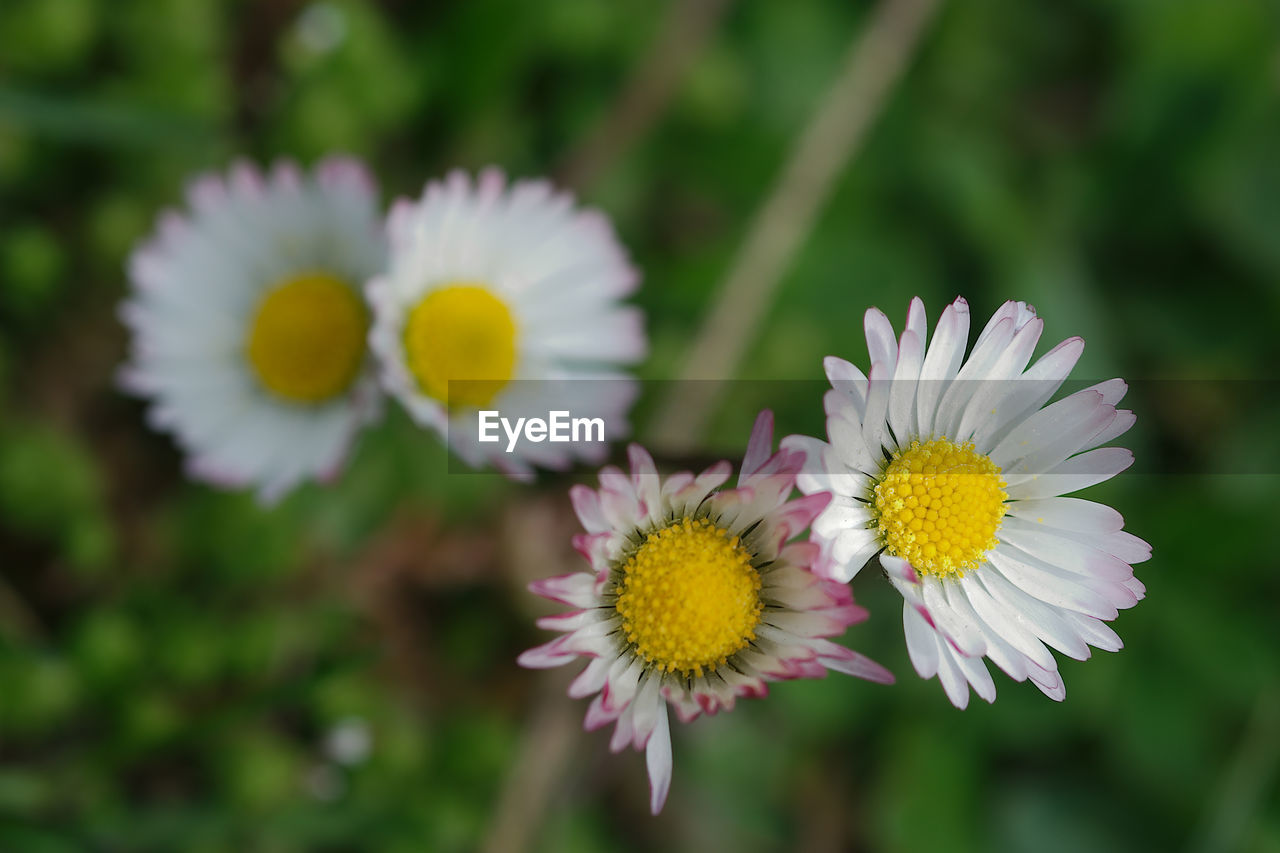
<box><xmin>520</xmin><ymin>412</ymin><xmax>888</xmax><ymax>812</ymax></box>
<box><xmin>366</xmin><ymin>169</ymin><xmax>645</xmax><ymax>478</ymax></box>
<box><xmin>646</xmin><ymin>707</ymin><xmax>673</xmax><ymax>815</ymax></box>
<box><xmin>119</xmin><ymin>156</ymin><xmax>386</xmax><ymax>502</ymax></box>
<box><xmin>793</xmin><ymin>296</ymin><xmax>1149</xmax><ymax>707</ymax></box>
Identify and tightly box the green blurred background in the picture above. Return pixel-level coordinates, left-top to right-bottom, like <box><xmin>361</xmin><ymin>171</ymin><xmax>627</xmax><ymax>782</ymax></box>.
<box><xmin>2</xmin><ymin>0</ymin><xmax>1279</xmax><ymax>850</ymax></box>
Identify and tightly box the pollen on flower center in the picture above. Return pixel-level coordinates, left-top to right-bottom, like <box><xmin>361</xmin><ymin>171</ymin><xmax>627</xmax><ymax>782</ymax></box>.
<box><xmin>403</xmin><ymin>283</ymin><xmax>517</xmax><ymax>409</ymax></box>
<box><xmin>873</xmin><ymin>437</ymin><xmax>1007</xmax><ymax>578</ymax></box>
<box><xmin>614</xmin><ymin>517</ymin><xmax>763</xmax><ymax>677</ymax></box>
<box><xmin>246</xmin><ymin>272</ymin><xmax>368</xmax><ymax>404</ymax></box>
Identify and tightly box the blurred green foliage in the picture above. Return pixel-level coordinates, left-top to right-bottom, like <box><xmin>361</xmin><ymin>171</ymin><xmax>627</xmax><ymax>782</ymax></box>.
<box><xmin>2</xmin><ymin>0</ymin><xmax>1279</xmax><ymax>850</ymax></box>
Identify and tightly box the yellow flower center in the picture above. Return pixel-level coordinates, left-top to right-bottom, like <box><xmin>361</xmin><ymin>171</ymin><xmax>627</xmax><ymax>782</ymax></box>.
<box><xmin>403</xmin><ymin>283</ymin><xmax>517</xmax><ymax>409</ymax></box>
<box><xmin>246</xmin><ymin>272</ymin><xmax>368</xmax><ymax>404</ymax></box>
<box><xmin>873</xmin><ymin>438</ymin><xmax>1007</xmax><ymax>579</ymax></box>
<box><xmin>615</xmin><ymin>517</ymin><xmax>763</xmax><ymax>677</ymax></box>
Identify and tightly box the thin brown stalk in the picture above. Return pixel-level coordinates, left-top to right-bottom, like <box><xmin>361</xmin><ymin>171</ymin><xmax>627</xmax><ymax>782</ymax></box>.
<box><xmin>557</xmin><ymin>0</ymin><xmax>736</xmax><ymax>192</ymax></box>
<box><xmin>479</xmin><ymin>670</ymin><xmax>581</xmax><ymax>853</ymax></box>
<box><xmin>649</xmin><ymin>0</ymin><xmax>944</xmax><ymax>451</ymax></box>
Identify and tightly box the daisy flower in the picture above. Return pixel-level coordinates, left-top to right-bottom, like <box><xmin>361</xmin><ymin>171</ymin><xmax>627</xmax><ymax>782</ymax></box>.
<box><xmin>367</xmin><ymin>169</ymin><xmax>645</xmax><ymax>479</ymax></box>
<box><xmin>785</xmin><ymin>297</ymin><xmax>1150</xmax><ymax>708</ymax></box>
<box><xmin>119</xmin><ymin>157</ymin><xmax>385</xmax><ymax>503</ymax></box>
<box><xmin>519</xmin><ymin>411</ymin><xmax>893</xmax><ymax>813</ymax></box>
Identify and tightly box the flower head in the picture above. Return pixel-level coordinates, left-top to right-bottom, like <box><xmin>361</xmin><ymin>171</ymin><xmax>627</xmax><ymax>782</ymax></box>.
<box><xmin>785</xmin><ymin>297</ymin><xmax>1150</xmax><ymax>708</ymax></box>
<box><xmin>119</xmin><ymin>157</ymin><xmax>385</xmax><ymax>502</ymax></box>
<box><xmin>367</xmin><ymin>169</ymin><xmax>645</xmax><ymax>478</ymax></box>
<box><xmin>520</xmin><ymin>411</ymin><xmax>892</xmax><ymax>813</ymax></box>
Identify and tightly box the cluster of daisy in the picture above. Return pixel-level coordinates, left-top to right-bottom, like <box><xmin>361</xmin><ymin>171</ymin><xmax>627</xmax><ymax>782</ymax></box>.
<box><xmin>120</xmin><ymin>157</ymin><xmax>1149</xmax><ymax>815</ymax></box>
<box><xmin>120</xmin><ymin>158</ymin><xmax>644</xmax><ymax>502</ymax></box>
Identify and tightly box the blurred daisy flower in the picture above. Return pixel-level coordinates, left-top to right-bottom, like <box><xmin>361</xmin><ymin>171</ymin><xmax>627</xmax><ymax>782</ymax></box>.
<box><xmin>119</xmin><ymin>157</ymin><xmax>385</xmax><ymax>503</ymax></box>
<box><xmin>520</xmin><ymin>411</ymin><xmax>892</xmax><ymax>813</ymax></box>
<box><xmin>367</xmin><ymin>169</ymin><xmax>645</xmax><ymax>479</ymax></box>
<box><xmin>785</xmin><ymin>297</ymin><xmax>1150</xmax><ymax>708</ymax></box>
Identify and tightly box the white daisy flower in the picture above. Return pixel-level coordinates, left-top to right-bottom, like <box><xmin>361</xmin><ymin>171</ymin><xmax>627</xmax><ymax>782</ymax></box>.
<box><xmin>519</xmin><ymin>411</ymin><xmax>893</xmax><ymax>813</ymax></box>
<box><xmin>367</xmin><ymin>169</ymin><xmax>645</xmax><ymax>479</ymax></box>
<box><xmin>119</xmin><ymin>157</ymin><xmax>386</xmax><ymax>503</ymax></box>
<box><xmin>784</xmin><ymin>297</ymin><xmax>1150</xmax><ymax>708</ymax></box>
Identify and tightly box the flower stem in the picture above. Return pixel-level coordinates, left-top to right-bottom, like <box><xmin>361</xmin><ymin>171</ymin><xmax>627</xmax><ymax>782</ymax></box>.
<box><xmin>649</xmin><ymin>0</ymin><xmax>944</xmax><ymax>451</ymax></box>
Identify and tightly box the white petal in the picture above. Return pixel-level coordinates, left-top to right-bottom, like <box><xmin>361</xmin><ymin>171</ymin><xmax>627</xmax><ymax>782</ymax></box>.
<box><xmin>529</xmin><ymin>571</ymin><xmax>599</xmax><ymax>604</ymax></box>
<box><xmin>1014</xmin><ymin>523</ymin><xmax>1150</xmax><ymax>565</ymax></box>
<box><xmin>888</xmin><ymin>300</ymin><xmax>927</xmax><ymax>442</ymax></box>
<box><xmin>861</xmin><ymin>362</ymin><xmax>894</xmax><ymax>455</ymax></box>
<box><xmin>517</xmin><ymin>637</ymin><xmax>580</xmax><ymax>669</ymax></box>
<box><xmin>888</xmin><ymin>326</ymin><xmax>923</xmax><ymax>444</ymax></box>
<box><xmin>1004</xmin><ymin>448</ymin><xmax>1134</xmax><ymax>500</ymax></box>
<box><xmin>603</xmin><ymin>656</ymin><xmax>644</xmax><ymax>712</ymax></box>
<box><xmin>535</xmin><ymin>609</ymin><xmax>603</xmax><ymax>632</ymax></box>
<box><xmin>959</xmin><ymin>572</ymin><xmax>1057</xmax><ymax>671</ymax></box>
<box><xmin>645</xmin><ymin>704</ymin><xmax>673</xmax><ymax>815</ymax></box>
<box><xmin>977</xmin><ymin>336</ymin><xmax>1086</xmax><ymax>449</ymax></box>
<box><xmin>1028</xmin><ymin>663</ymin><xmax>1067</xmax><ymax>701</ymax></box>
<box><xmin>569</xmin><ymin>485</ymin><xmax>610</xmax><ymax>534</ymax></box>
<box><xmin>629</xmin><ymin>674</ymin><xmax>663</xmax><ymax>749</ymax></box>
<box><xmin>954</xmin><ymin>318</ymin><xmax>1044</xmax><ymax>443</ymax></box>
<box><xmin>916</xmin><ymin>297</ymin><xmax>970</xmax><ymax>436</ymax></box>
<box><xmin>811</xmin><ymin>498</ymin><xmax>873</xmax><ymax>539</ymax></box>
<box><xmin>933</xmin><ymin>316</ymin><xmax>1012</xmax><ymax>440</ymax></box>
<box><xmin>921</xmin><ymin>576</ymin><xmax>987</xmax><ymax>657</ymax></box>
<box><xmin>739</xmin><ymin>410</ymin><xmax>776</xmax><ymax>482</ymax></box>
<box><xmin>991</xmin><ymin>390</ymin><xmax>1111</xmax><ymax>473</ymax></box>
<box><xmin>765</xmin><ymin>578</ymin><xmax>841</xmax><ymax>610</ymax></box>
<box><xmin>987</xmin><ymin>547</ymin><xmax>1119</xmax><ymax>620</ymax></box>
<box><xmin>827</xmin><ymin>408</ymin><xmax>879</xmax><ymax>475</ymax></box>
<box><xmin>952</xmin><ymin>645</ymin><xmax>996</xmax><ymax>704</ymax></box>
<box><xmin>903</xmin><ymin>602</ymin><xmax>939</xmax><ymax>678</ymax></box>
<box><xmin>1083</xmin><ymin>378</ymin><xmax>1127</xmax><ymax>406</ymax></box>
<box><xmin>998</xmin><ymin>518</ymin><xmax>1137</xmax><ymax>581</ymax></box>
<box><xmin>864</xmin><ymin>307</ymin><xmax>899</xmax><ymax>372</ymax></box>
<box><xmin>949</xmin><ymin>584</ymin><xmax>1029</xmax><ymax>682</ymax></box>
<box><xmin>827</xmin><ymin>529</ymin><xmax>883</xmax><ymax>581</ymax></box>
<box><xmin>824</xmin><ymin>354</ymin><xmax>869</xmax><ymax>386</ymax></box>
<box><xmin>812</xmin><ymin>640</ymin><xmax>896</xmax><ymax>683</ymax></box>
<box><xmin>977</xmin><ymin>570</ymin><xmax>1090</xmax><ymax>660</ymax></box>
<box><xmin>1006</xmin><ymin>497</ymin><xmax>1124</xmax><ymax>534</ymax></box>
<box><xmin>765</xmin><ymin>610</ymin><xmax>849</xmax><ymax>639</ymax></box>
<box><xmin>609</xmin><ymin>700</ymin><xmax>637</xmax><ymax>753</ymax></box>
<box><xmin>568</xmin><ymin>655</ymin><xmax>615</xmax><ymax>698</ymax></box>
<box><xmin>782</xmin><ymin>435</ymin><xmax>845</xmax><ymax>497</ymax></box>
<box><xmin>823</xmin><ymin>356</ymin><xmax>868</xmax><ymax>417</ymax></box>
<box><xmin>627</xmin><ymin>444</ymin><xmax>662</xmax><ymax>523</ymax></box>
<box><xmin>934</xmin><ymin>637</ymin><xmax>971</xmax><ymax>709</ymax></box>
<box><xmin>1080</xmin><ymin>409</ymin><xmax>1136</xmax><ymax>452</ymax></box>
<box><xmin>974</xmin><ymin>301</ymin><xmax>1033</xmax><ymax>349</ymax></box>
<box><xmin>1060</xmin><ymin>610</ymin><xmax>1124</xmax><ymax>652</ymax></box>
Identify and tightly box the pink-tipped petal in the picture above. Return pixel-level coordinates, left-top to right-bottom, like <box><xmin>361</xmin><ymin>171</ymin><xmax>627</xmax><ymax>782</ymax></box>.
<box><xmin>529</xmin><ymin>573</ymin><xmax>598</xmax><ymax>608</ymax></box>
<box><xmin>517</xmin><ymin>638</ymin><xmax>578</xmax><ymax>669</ymax></box>
<box><xmin>740</xmin><ymin>410</ymin><xmax>776</xmax><ymax>481</ymax></box>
